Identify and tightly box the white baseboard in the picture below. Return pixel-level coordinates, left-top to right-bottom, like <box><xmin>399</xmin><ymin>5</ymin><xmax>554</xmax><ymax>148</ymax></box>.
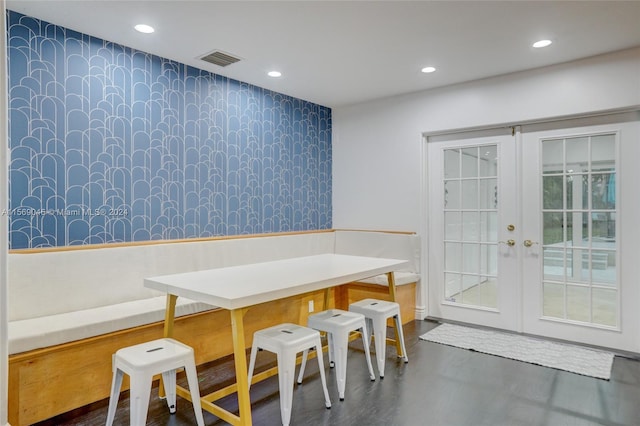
<box><xmin>414</xmin><ymin>305</ymin><xmax>427</xmax><ymax>320</ymax></box>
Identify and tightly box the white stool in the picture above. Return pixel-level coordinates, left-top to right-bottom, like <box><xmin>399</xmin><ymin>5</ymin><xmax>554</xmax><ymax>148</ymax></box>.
<box><xmin>106</xmin><ymin>338</ymin><xmax>205</xmax><ymax>426</ymax></box>
<box><xmin>298</xmin><ymin>309</ymin><xmax>375</xmax><ymax>400</ymax></box>
<box><xmin>248</xmin><ymin>323</ymin><xmax>331</xmax><ymax>426</ymax></box>
<box><xmin>349</xmin><ymin>299</ymin><xmax>408</xmax><ymax>378</ymax></box>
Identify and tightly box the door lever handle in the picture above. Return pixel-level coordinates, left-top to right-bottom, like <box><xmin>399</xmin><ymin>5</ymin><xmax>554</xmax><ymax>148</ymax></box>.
<box><xmin>523</xmin><ymin>239</ymin><xmax>539</xmax><ymax>247</ymax></box>
<box><xmin>498</xmin><ymin>239</ymin><xmax>516</xmax><ymax>247</ymax></box>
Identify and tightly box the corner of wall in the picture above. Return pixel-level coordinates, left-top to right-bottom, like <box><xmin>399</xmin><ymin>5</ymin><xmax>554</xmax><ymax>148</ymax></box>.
<box><xmin>1</xmin><ymin>1</ymin><xmax>9</xmax><ymax>423</ymax></box>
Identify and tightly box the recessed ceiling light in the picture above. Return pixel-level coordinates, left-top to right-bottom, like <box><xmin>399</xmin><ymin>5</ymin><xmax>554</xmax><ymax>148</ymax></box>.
<box><xmin>533</xmin><ymin>39</ymin><xmax>552</xmax><ymax>48</ymax></box>
<box><xmin>421</xmin><ymin>66</ymin><xmax>436</xmax><ymax>73</ymax></box>
<box><xmin>267</xmin><ymin>71</ymin><xmax>282</xmax><ymax>78</ymax></box>
<box><xmin>134</xmin><ymin>24</ymin><xmax>155</xmax><ymax>34</ymax></box>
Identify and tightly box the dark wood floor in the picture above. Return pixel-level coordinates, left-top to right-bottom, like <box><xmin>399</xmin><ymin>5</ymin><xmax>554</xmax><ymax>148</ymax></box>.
<box><xmin>37</xmin><ymin>320</ymin><xmax>640</xmax><ymax>426</ymax></box>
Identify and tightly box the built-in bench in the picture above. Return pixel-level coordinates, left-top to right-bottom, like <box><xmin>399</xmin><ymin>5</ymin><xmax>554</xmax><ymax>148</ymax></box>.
<box><xmin>8</xmin><ymin>229</ymin><xmax>420</xmax><ymax>425</ymax></box>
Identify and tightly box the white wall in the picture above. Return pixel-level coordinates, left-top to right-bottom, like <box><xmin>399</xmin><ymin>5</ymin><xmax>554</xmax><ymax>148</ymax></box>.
<box><xmin>332</xmin><ymin>47</ymin><xmax>640</xmax><ymax>232</ymax></box>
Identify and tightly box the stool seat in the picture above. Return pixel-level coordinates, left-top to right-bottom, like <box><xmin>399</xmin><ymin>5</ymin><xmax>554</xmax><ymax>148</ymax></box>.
<box><xmin>248</xmin><ymin>323</ymin><xmax>331</xmax><ymax>426</ymax></box>
<box><xmin>299</xmin><ymin>309</ymin><xmax>375</xmax><ymax>400</ymax></box>
<box><xmin>106</xmin><ymin>338</ymin><xmax>205</xmax><ymax>426</ymax></box>
<box><xmin>349</xmin><ymin>299</ymin><xmax>408</xmax><ymax>378</ymax></box>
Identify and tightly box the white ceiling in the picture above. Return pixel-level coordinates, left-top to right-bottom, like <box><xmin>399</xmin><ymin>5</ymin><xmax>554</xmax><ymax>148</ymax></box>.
<box><xmin>7</xmin><ymin>0</ymin><xmax>640</xmax><ymax>108</ymax></box>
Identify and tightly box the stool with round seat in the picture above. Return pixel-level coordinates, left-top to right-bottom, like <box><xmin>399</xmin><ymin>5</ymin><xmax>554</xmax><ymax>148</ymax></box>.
<box><xmin>106</xmin><ymin>338</ymin><xmax>205</xmax><ymax>426</ymax></box>
<box><xmin>248</xmin><ymin>323</ymin><xmax>331</xmax><ymax>426</ymax></box>
<box><xmin>349</xmin><ymin>298</ymin><xmax>408</xmax><ymax>378</ymax></box>
<box><xmin>297</xmin><ymin>309</ymin><xmax>376</xmax><ymax>400</ymax></box>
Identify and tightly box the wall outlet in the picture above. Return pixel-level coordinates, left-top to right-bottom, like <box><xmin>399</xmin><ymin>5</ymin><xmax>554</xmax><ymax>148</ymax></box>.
<box><xmin>308</xmin><ymin>300</ymin><xmax>314</xmax><ymax>312</ymax></box>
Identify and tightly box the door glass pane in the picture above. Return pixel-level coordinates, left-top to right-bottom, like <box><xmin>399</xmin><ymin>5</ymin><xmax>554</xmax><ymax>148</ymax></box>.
<box><xmin>479</xmin><ymin>178</ymin><xmax>497</xmax><ymax>209</ymax></box>
<box><xmin>540</xmin><ymin>133</ymin><xmax>618</xmax><ymax>327</ymax></box>
<box><xmin>566</xmin><ymin>137</ymin><xmax>588</xmax><ymax>173</ymax></box>
<box><xmin>591</xmin><ymin>135</ymin><xmax>615</xmax><ymax>172</ymax></box>
<box><xmin>542</xmin><ymin>139</ymin><xmax>564</xmax><ymax>174</ymax></box>
<box><xmin>462</xmin><ymin>212</ymin><xmax>479</xmax><ymax>241</ymax></box>
<box><xmin>444</xmin><ymin>149</ymin><xmax>460</xmax><ymax>179</ymax></box>
<box><xmin>480</xmin><ymin>212</ymin><xmax>497</xmax><ymax>242</ymax></box>
<box><xmin>566</xmin><ymin>212</ymin><xmax>588</xmax><ymax>247</ymax></box>
<box><xmin>445</xmin><ymin>242</ymin><xmax>461</xmax><ymax>271</ymax></box>
<box><xmin>543</xmin><ymin>282</ymin><xmax>564</xmax><ymax>318</ymax></box>
<box><xmin>461</xmin><ymin>147</ymin><xmax>478</xmax><ymax>178</ymax></box>
<box><xmin>480</xmin><ymin>244</ymin><xmax>489</xmax><ymax>275</ymax></box>
<box><xmin>461</xmin><ymin>275</ymin><xmax>480</xmax><ymax>305</ymax></box>
<box><xmin>488</xmin><ymin>244</ymin><xmax>497</xmax><ymax>276</ymax></box>
<box><xmin>567</xmin><ymin>285</ymin><xmax>590</xmax><ymax>322</ymax></box>
<box><xmin>445</xmin><ymin>273</ymin><xmax>461</xmax><ymax>301</ymax></box>
<box><xmin>543</xmin><ymin>247</ymin><xmax>564</xmax><ymax>280</ymax></box>
<box><xmin>480</xmin><ymin>244</ymin><xmax>497</xmax><ymax>276</ymax></box>
<box><xmin>543</xmin><ymin>212</ymin><xmax>564</xmax><ymax>245</ymax></box>
<box><xmin>461</xmin><ymin>180</ymin><xmax>478</xmax><ymax>209</ymax></box>
<box><xmin>591</xmin><ymin>250</ymin><xmax>616</xmax><ymax>285</ymax></box>
<box><xmin>565</xmin><ymin>174</ymin><xmax>588</xmax><ymax>210</ymax></box>
<box><xmin>462</xmin><ymin>243</ymin><xmax>478</xmax><ymax>273</ymax></box>
<box><xmin>479</xmin><ymin>146</ymin><xmax>497</xmax><ymax>177</ymax></box>
<box><xmin>592</xmin><ymin>211</ymin><xmax>615</xmax><ymax>243</ymax></box>
<box><xmin>592</xmin><ymin>174</ymin><xmax>615</xmax><ymax>209</ymax></box>
<box><xmin>567</xmin><ymin>248</ymin><xmax>589</xmax><ymax>283</ymax></box>
<box><xmin>543</xmin><ymin>176</ymin><xmax>563</xmax><ymax>209</ymax></box>
<box><xmin>592</xmin><ymin>288</ymin><xmax>617</xmax><ymax>326</ymax></box>
<box><xmin>445</xmin><ymin>211</ymin><xmax>461</xmax><ymax>240</ymax></box>
<box><xmin>565</xmin><ymin>211</ymin><xmax>589</xmax><ymax>247</ymax></box>
<box><xmin>444</xmin><ymin>180</ymin><xmax>460</xmax><ymax>209</ymax></box>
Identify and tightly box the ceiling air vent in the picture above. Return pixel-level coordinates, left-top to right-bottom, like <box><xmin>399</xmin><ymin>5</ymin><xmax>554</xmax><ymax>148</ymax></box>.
<box><xmin>200</xmin><ymin>50</ymin><xmax>241</xmax><ymax>67</ymax></box>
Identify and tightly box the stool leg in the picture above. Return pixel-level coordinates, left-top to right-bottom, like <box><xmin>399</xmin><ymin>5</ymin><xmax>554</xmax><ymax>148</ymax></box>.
<box><xmin>105</xmin><ymin>368</ymin><xmax>124</xmax><ymax>426</ymax></box>
<box><xmin>364</xmin><ymin>318</ymin><xmax>374</xmax><ymax>345</ymax></box>
<box><xmin>360</xmin><ymin>323</ymin><xmax>376</xmax><ymax>381</ymax></box>
<box><xmin>327</xmin><ymin>332</ymin><xmax>335</xmax><ymax>368</ymax></box>
<box><xmin>313</xmin><ymin>337</ymin><xmax>332</xmax><ymax>409</ymax></box>
<box><xmin>276</xmin><ymin>351</ymin><xmax>296</xmax><ymax>426</ymax></box>
<box><xmin>129</xmin><ymin>371</ymin><xmax>152</xmax><ymax>426</ymax></box>
<box><xmin>161</xmin><ymin>369</ymin><xmax>177</xmax><ymax>414</ymax></box>
<box><xmin>372</xmin><ymin>315</ymin><xmax>388</xmax><ymax>378</ymax></box>
<box><xmin>297</xmin><ymin>349</ymin><xmax>309</xmax><ymax>384</ymax></box>
<box><xmin>394</xmin><ymin>315</ymin><xmax>409</xmax><ymax>363</ymax></box>
<box><xmin>333</xmin><ymin>329</ymin><xmax>349</xmax><ymax>400</ymax></box>
<box><xmin>247</xmin><ymin>344</ymin><xmax>259</xmax><ymax>390</ymax></box>
<box><xmin>184</xmin><ymin>361</ymin><xmax>206</xmax><ymax>426</ymax></box>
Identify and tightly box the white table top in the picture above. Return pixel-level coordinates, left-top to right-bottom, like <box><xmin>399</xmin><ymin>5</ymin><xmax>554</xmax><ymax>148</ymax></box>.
<box><xmin>144</xmin><ymin>253</ymin><xmax>408</xmax><ymax>310</ymax></box>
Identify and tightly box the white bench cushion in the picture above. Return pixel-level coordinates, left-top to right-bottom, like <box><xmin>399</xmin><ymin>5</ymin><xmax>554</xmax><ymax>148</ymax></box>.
<box><xmin>8</xmin><ymin>296</ymin><xmax>214</xmax><ymax>355</ymax></box>
<box><xmin>7</xmin><ymin>231</ymin><xmax>418</xmax><ymax>355</ymax></box>
<box><xmin>8</xmin><ymin>232</ymin><xmax>336</xmax><ymax>321</ymax></box>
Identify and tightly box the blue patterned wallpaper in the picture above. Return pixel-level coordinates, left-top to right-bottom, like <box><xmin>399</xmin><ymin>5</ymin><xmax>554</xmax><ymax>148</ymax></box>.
<box><xmin>6</xmin><ymin>11</ymin><xmax>332</xmax><ymax>249</ymax></box>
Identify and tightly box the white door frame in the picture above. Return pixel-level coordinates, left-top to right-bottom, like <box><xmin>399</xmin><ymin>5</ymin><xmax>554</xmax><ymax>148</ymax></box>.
<box><xmin>421</xmin><ymin>109</ymin><xmax>640</xmax><ymax>353</ymax></box>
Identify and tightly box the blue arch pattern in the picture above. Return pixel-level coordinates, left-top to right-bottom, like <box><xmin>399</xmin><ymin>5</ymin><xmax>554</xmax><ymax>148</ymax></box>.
<box><xmin>7</xmin><ymin>11</ymin><xmax>332</xmax><ymax>249</ymax></box>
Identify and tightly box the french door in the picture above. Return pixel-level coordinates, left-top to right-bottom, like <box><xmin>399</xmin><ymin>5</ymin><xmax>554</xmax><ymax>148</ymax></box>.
<box><xmin>427</xmin><ymin>128</ymin><xmax>520</xmax><ymax>331</ymax></box>
<box><xmin>426</xmin><ymin>112</ymin><xmax>640</xmax><ymax>353</ymax></box>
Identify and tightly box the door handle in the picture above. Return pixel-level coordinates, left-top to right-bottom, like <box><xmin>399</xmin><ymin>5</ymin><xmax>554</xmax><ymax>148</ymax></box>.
<box><xmin>523</xmin><ymin>239</ymin><xmax>539</xmax><ymax>247</ymax></box>
<box><xmin>499</xmin><ymin>239</ymin><xmax>516</xmax><ymax>247</ymax></box>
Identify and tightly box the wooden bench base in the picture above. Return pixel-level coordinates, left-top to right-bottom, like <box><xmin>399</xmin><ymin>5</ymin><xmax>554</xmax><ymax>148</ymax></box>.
<box><xmin>8</xmin><ymin>282</ymin><xmax>416</xmax><ymax>425</ymax></box>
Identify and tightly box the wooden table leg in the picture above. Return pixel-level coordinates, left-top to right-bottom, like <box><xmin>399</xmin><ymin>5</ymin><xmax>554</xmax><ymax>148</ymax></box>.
<box><xmin>386</xmin><ymin>272</ymin><xmax>398</xmax><ymax>303</ymax></box>
<box><xmin>323</xmin><ymin>288</ymin><xmax>332</xmax><ymax>310</ymax></box>
<box><xmin>230</xmin><ymin>308</ymin><xmax>252</xmax><ymax>426</ymax></box>
<box><xmin>163</xmin><ymin>294</ymin><xmax>178</xmax><ymax>338</ymax></box>
<box><xmin>386</xmin><ymin>272</ymin><xmax>404</xmax><ymax>357</ymax></box>
<box><xmin>333</xmin><ymin>285</ymin><xmax>349</xmax><ymax>310</ymax></box>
